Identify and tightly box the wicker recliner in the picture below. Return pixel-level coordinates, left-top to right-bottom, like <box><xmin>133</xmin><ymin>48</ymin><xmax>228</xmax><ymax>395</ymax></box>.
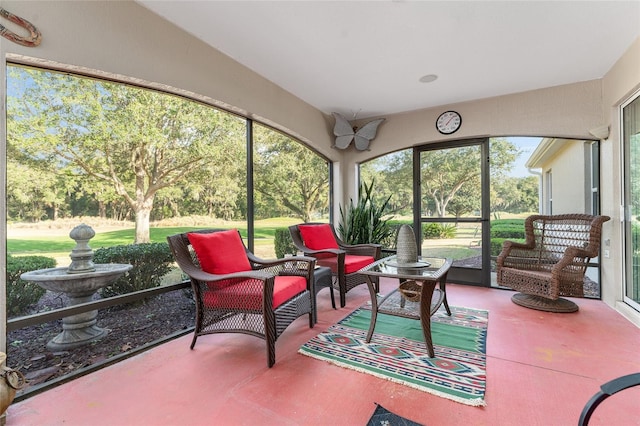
<box><xmin>496</xmin><ymin>214</ymin><xmax>610</xmax><ymax>313</ymax></box>
<box><xmin>167</xmin><ymin>229</ymin><xmax>314</xmax><ymax>367</ymax></box>
<box><xmin>289</xmin><ymin>223</ymin><xmax>381</xmax><ymax>308</ymax></box>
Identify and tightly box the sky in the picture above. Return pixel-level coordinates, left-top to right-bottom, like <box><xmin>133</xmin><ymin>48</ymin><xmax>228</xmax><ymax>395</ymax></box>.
<box><xmin>503</xmin><ymin>136</ymin><xmax>543</xmax><ymax>178</ymax></box>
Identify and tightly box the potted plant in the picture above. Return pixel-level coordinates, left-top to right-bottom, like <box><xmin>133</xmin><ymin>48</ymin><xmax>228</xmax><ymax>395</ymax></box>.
<box><xmin>338</xmin><ymin>179</ymin><xmax>394</xmax><ymax>248</ymax></box>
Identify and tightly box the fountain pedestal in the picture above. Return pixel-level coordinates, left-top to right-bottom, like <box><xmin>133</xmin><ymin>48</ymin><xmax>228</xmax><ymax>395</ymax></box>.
<box><xmin>48</xmin><ymin>296</ymin><xmax>106</xmax><ymax>351</ymax></box>
<box><xmin>20</xmin><ymin>224</ymin><xmax>132</xmax><ymax>351</ymax></box>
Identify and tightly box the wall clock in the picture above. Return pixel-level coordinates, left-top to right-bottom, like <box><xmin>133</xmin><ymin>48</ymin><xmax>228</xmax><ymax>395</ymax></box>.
<box><xmin>436</xmin><ymin>111</ymin><xmax>462</xmax><ymax>135</ymax></box>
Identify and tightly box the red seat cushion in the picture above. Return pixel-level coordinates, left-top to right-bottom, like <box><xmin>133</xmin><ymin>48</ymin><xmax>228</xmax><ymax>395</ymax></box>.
<box><xmin>317</xmin><ymin>254</ymin><xmax>375</xmax><ymax>274</ymax></box>
<box><xmin>298</xmin><ymin>224</ymin><xmax>339</xmax><ymax>250</ymax></box>
<box><xmin>187</xmin><ymin>230</ymin><xmax>251</xmax><ymax>274</ymax></box>
<box><xmin>202</xmin><ymin>275</ymin><xmax>306</xmax><ymax>310</ymax></box>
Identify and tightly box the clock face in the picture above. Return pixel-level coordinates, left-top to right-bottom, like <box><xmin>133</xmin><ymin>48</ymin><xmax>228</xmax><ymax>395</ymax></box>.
<box><xmin>436</xmin><ymin>111</ymin><xmax>462</xmax><ymax>135</ymax></box>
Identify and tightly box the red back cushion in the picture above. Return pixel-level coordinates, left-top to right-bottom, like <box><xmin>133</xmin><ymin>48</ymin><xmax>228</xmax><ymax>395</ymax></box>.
<box><xmin>187</xmin><ymin>230</ymin><xmax>251</xmax><ymax>274</ymax></box>
<box><xmin>298</xmin><ymin>224</ymin><xmax>339</xmax><ymax>250</ymax></box>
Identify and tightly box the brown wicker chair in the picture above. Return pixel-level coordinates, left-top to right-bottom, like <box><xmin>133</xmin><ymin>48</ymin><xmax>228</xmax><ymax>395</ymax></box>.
<box><xmin>496</xmin><ymin>214</ymin><xmax>610</xmax><ymax>313</ymax></box>
<box><xmin>289</xmin><ymin>223</ymin><xmax>381</xmax><ymax>308</ymax></box>
<box><xmin>167</xmin><ymin>229</ymin><xmax>314</xmax><ymax>368</ymax></box>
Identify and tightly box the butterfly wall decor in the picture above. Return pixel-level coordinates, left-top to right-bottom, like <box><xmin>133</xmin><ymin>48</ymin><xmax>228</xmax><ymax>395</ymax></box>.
<box><xmin>332</xmin><ymin>112</ymin><xmax>385</xmax><ymax>151</ymax></box>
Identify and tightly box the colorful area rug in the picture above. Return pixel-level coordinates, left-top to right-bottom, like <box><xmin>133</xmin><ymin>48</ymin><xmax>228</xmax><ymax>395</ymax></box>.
<box><xmin>299</xmin><ymin>299</ymin><xmax>488</xmax><ymax>406</ymax></box>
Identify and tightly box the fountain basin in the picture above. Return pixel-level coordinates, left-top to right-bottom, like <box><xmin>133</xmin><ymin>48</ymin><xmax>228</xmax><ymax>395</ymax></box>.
<box><xmin>20</xmin><ymin>264</ymin><xmax>132</xmax><ymax>296</ymax></box>
<box><xmin>20</xmin><ymin>263</ymin><xmax>132</xmax><ymax>351</ymax></box>
<box><xmin>19</xmin><ymin>224</ymin><xmax>133</xmax><ymax>351</ymax></box>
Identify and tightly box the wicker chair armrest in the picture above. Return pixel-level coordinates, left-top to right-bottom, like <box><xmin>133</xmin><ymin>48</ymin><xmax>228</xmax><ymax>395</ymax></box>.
<box><xmin>246</xmin><ymin>253</ymin><xmax>314</xmax><ymax>268</ymax></box>
<box><xmin>302</xmin><ymin>248</ymin><xmax>345</xmax><ymax>257</ymax></box>
<box><xmin>496</xmin><ymin>240</ymin><xmax>536</xmax><ymax>268</ymax></box>
<box><xmin>246</xmin><ymin>252</ymin><xmax>285</xmax><ymax>266</ymax></box>
<box><xmin>245</xmin><ymin>253</ymin><xmax>315</xmax><ymax>286</ymax></box>
<box><xmin>186</xmin><ymin>268</ymin><xmax>272</xmax><ymax>284</ymax></box>
<box><xmin>338</xmin><ymin>242</ymin><xmax>381</xmax><ymax>258</ymax></box>
<box><xmin>279</xmin><ymin>256</ymin><xmax>316</xmax><ymax>290</ymax></box>
<box><xmin>551</xmin><ymin>246</ymin><xmax>591</xmax><ymax>273</ymax></box>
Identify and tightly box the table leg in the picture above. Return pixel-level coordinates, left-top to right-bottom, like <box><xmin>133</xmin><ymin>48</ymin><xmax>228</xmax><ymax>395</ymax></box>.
<box><xmin>364</xmin><ymin>275</ymin><xmax>378</xmax><ymax>343</ymax></box>
<box><xmin>440</xmin><ymin>276</ymin><xmax>451</xmax><ymax>316</ymax></box>
<box><xmin>418</xmin><ymin>280</ymin><xmax>438</xmax><ymax>358</ymax></box>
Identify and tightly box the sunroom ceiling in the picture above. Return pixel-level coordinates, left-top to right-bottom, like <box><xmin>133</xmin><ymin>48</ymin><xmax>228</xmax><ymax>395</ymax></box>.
<box><xmin>137</xmin><ymin>1</ymin><xmax>640</xmax><ymax>119</ymax></box>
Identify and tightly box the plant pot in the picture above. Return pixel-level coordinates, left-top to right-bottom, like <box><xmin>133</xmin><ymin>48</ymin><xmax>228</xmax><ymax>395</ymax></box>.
<box><xmin>0</xmin><ymin>352</ymin><xmax>25</xmax><ymax>417</ymax></box>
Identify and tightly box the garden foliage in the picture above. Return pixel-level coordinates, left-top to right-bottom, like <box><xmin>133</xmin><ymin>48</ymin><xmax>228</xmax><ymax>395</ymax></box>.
<box><xmin>338</xmin><ymin>180</ymin><xmax>394</xmax><ymax>245</ymax></box>
<box><xmin>94</xmin><ymin>243</ymin><xmax>175</xmax><ymax>297</ymax></box>
<box><xmin>274</xmin><ymin>228</ymin><xmax>296</xmax><ymax>258</ymax></box>
<box><xmin>6</xmin><ymin>254</ymin><xmax>55</xmax><ymax>316</ymax></box>
<box><xmin>490</xmin><ymin>219</ymin><xmax>526</xmax><ymax>256</ymax></box>
<box><xmin>423</xmin><ymin>223</ymin><xmax>457</xmax><ymax>239</ymax></box>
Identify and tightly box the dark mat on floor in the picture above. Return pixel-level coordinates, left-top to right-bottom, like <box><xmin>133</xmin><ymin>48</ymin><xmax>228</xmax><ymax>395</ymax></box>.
<box><xmin>366</xmin><ymin>403</ymin><xmax>423</xmax><ymax>426</ymax></box>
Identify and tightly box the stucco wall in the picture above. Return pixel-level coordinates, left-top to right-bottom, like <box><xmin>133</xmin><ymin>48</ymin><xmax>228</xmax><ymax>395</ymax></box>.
<box><xmin>342</xmin><ymin>80</ymin><xmax>604</xmax><ymax>201</ymax></box>
<box><xmin>536</xmin><ymin>142</ymin><xmax>588</xmax><ymax>215</ymax></box>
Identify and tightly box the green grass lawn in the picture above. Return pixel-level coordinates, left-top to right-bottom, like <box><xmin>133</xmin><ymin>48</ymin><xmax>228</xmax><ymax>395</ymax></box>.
<box><xmin>8</xmin><ymin>217</ymin><xmax>490</xmax><ymax>262</ymax></box>
<box><xmin>7</xmin><ymin>217</ymin><xmax>301</xmax><ymax>260</ymax></box>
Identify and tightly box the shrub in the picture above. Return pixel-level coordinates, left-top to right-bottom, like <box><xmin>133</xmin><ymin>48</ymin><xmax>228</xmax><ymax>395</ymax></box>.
<box><xmin>490</xmin><ymin>238</ymin><xmax>507</xmax><ymax>257</ymax></box>
<box><xmin>6</xmin><ymin>254</ymin><xmax>55</xmax><ymax>316</ymax></box>
<box><xmin>274</xmin><ymin>228</ymin><xmax>296</xmax><ymax>258</ymax></box>
<box><xmin>490</xmin><ymin>238</ymin><xmax>526</xmax><ymax>256</ymax></box>
<box><xmin>491</xmin><ymin>219</ymin><xmax>525</xmax><ymax>239</ymax></box>
<box><xmin>94</xmin><ymin>243</ymin><xmax>175</xmax><ymax>297</ymax></box>
<box><xmin>422</xmin><ymin>223</ymin><xmax>457</xmax><ymax>239</ymax></box>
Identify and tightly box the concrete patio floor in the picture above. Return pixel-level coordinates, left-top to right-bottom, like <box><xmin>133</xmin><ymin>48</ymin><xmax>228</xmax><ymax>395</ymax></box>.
<box><xmin>6</xmin><ymin>279</ymin><xmax>640</xmax><ymax>426</ymax></box>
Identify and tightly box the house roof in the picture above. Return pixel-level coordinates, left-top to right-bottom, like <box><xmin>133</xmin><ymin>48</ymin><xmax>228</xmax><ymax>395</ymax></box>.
<box><xmin>525</xmin><ymin>138</ymin><xmax>574</xmax><ymax>169</ymax></box>
<box><xmin>136</xmin><ymin>1</ymin><xmax>640</xmax><ymax>119</ymax></box>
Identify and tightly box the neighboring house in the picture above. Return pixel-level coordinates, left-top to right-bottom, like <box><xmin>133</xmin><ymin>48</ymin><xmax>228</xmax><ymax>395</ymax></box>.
<box><xmin>525</xmin><ymin>138</ymin><xmax>600</xmax><ymax>215</ymax></box>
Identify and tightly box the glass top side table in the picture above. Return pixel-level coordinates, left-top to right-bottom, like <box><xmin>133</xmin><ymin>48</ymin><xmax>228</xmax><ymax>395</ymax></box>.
<box><xmin>358</xmin><ymin>255</ymin><xmax>453</xmax><ymax>357</ymax></box>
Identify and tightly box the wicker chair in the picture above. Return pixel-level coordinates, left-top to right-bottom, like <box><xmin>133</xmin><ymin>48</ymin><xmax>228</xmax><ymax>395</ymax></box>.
<box><xmin>289</xmin><ymin>223</ymin><xmax>381</xmax><ymax>308</ymax></box>
<box><xmin>496</xmin><ymin>214</ymin><xmax>610</xmax><ymax>313</ymax></box>
<box><xmin>166</xmin><ymin>229</ymin><xmax>314</xmax><ymax>368</ymax></box>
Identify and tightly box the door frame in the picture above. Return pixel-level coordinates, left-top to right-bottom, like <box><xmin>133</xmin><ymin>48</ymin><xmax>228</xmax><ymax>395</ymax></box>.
<box><xmin>412</xmin><ymin>138</ymin><xmax>491</xmax><ymax>286</ymax></box>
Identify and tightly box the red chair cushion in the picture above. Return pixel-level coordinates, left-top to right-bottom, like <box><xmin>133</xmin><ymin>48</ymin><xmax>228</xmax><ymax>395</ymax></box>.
<box><xmin>202</xmin><ymin>275</ymin><xmax>306</xmax><ymax>310</ymax></box>
<box><xmin>187</xmin><ymin>230</ymin><xmax>251</xmax><ymax>274</ymax></box>
<box><xmin>318</xmin><ymin>255</ymin><xmax>375</xmax><ymax>274</ymax></box>
<box><xmin>298</xmin><ymin>224</ymin><xmax>339</xmax><ymax>250</ymax></box>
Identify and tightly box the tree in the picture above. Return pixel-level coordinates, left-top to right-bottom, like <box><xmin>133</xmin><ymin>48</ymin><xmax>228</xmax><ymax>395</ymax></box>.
<box><xmin>491</xmin><ymin>175</ymin><xmax>539</xmax><ymax>217</ymax></box>
<box><xmin>421</xmin><ymin>140</ymin><xmax>519</xmax><ymax>217</ymax></box>
<box><xmin>515</xmin><ymin>176</ymin><xmax>539</xmax><ymax>213</ymax></box>
<box><xmin>490</xmin><ymin>177</ymin><xmax>519</xmax><ymax>218</ymax></box>
<box><xmin>360</xmin><ymin>149</ymin><xmax>413</xmax><ymax>216</ymax></box>
<box><xmin>420</xmin><ymin>146</ymin><xmax>481</xmax><ymax>217</ymax></box>
<box><xmin>253</xmin><ymin>125</ymin><xmax>329</xmax><ymax>222</ymax></box>
<box><xmin>7</xmin><ymin>66</ymin><xmax>245</xmax><ymax>242</ymax></box>
<box><xmin>448</xmin><ymin>183</ymin><xmax>481</xmax><ymax>218</ymax></box>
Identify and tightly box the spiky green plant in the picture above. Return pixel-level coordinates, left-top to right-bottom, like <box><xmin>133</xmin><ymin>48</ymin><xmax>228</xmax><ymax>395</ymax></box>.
<box><xmin>338</xmin><ymin>180</ymin><xmax>393</xmax><ymax>245</ymax></box>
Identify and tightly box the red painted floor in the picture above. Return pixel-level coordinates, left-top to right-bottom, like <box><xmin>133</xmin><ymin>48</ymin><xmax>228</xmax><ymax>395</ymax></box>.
<box><xmin>6</xmin><ymin>279</ymin><xmax>640</xmax><ymax>426</ymax></box>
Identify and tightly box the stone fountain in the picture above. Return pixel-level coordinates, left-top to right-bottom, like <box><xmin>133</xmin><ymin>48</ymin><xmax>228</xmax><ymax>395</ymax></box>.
<box><xmin>20</xmin><ymin>224</ymin><xmax>132</xmax><ymax>351</ymax></box>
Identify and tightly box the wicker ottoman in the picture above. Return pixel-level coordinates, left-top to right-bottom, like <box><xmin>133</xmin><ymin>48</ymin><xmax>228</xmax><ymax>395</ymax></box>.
<box><xmin>313</xmin><ymin>266</ymin><xmax>336</xmax><ymax>323</ymax></box>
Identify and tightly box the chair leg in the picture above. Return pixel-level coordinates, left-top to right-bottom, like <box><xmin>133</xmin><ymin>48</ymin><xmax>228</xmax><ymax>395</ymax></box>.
<box><xmin>267</xmin><ymin>340</ymin><xmax>276</xmax><ymax>368</ymax></box>
<box><xmin>190</xmin><ymin>309</ymin><xmax>202</xmax><ymax>349</ymax></box>
<box><xmin>339</xmin><ymin>277</ymin><xmax>347</xmax><ymax>308</ymax></box>
<box><xmin>265</xmin><ymin>311</ymin><xmax>277</xmax><ymax>368</ymax></box>
<box><xmin>329</xmin><ymin>285</ymin><xmax>336</xmax><ymax>309</ymax></box>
